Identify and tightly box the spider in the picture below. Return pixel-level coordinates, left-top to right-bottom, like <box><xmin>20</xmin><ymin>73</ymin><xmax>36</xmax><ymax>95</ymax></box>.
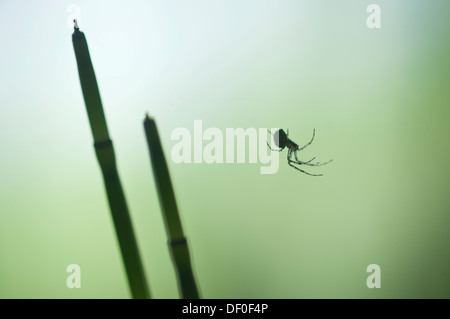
<box><xmin>267</xmin><ymin>129</ymin><xmax>332</xmax><ymax>176</ymax></box>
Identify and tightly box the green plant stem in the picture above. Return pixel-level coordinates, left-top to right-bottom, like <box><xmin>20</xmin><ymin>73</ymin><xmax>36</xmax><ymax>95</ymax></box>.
<box><xmin>72</xmin><ymin>25</ymin><xmax>150</xmax><ymax>299</ymax></box>
<box><xmin>143</xmin><ymin>115</ymin><xmax>200</xmax><ymax>299</ymax></box>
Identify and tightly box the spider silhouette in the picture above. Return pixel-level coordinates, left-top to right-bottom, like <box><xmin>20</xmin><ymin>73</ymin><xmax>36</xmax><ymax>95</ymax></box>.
<box><xmin>267</xmin><ymin>129</ymin><xmax>332</xmax><ymax>176</ymax></box>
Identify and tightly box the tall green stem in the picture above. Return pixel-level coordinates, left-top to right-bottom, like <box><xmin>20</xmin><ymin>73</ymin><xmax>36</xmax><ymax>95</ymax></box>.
<box><xmin>144</xmin><ymin>115</ymin><xmax>200</xmax><ymax>299</ymax></box>
<box><xmin>72</xmin><ymin>23</ymin><xmax>150</xmax><ymax>299</ymax></box>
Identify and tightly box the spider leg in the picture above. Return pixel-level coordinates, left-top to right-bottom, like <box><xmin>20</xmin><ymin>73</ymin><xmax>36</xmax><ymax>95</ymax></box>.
<box><xmin>294</xmin><ymin>151</ymin><xmax>315</xmax><ymax>163</ymax></box>
<box><xmin>266</xmin><ymin>141</ymin><xmax>283</xmax><ymax>152</ymax></box>
<box><xmin>304</xmin><ymin>157</ymin><xmax>316</xmax><ymax>163</ymax></box>
<box><xmin>290</xmin><ymin>158</ymin><xmax>334</xmax><ymax>167</ymax></box>
<box><xmin>288</xmin><ymin>160</ymin><xmax>323</xmax><ymax>176</ymax></box>
<box><xmin>298</xmin><ymin>129</ymin><xmax>316</xmax><ymax>151</ymax></box>
<box><xmin>266</xmin><ymin>129</ymin><xmax>283</xmax><ymax>151</ymax></box>
<box><xmin>287</xmin><ymin>150</ymin><xmax>322</xmax><ymax>175</ymax></box>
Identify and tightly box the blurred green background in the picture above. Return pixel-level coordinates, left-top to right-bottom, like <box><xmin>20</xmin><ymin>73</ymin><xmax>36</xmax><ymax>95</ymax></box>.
<box><xmin>0</xmin><ymin>0</ymin><xmax>449</xmax><ymax>298</ymax></box>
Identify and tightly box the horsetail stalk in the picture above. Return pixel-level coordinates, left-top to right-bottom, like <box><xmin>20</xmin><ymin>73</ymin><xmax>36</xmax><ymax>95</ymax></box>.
<box><xmin>143</xmin><ymin>115</ymin><xmax>200</xmax><ymax>299</ymax></box>
<box><xmin>72</xmin><ymin>20</ymin><xmax>150</xmax><ymax>299</ymax></box>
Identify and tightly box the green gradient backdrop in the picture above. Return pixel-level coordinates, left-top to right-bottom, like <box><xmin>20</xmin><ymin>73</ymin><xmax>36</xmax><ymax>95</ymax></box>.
<box><xmin>0</xmin><ymin>0</ymin><xmax>449</xmax><ymax>298</ymax></box>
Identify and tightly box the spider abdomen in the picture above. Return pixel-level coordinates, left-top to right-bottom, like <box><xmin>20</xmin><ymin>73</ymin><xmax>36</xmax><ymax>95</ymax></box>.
<box><xmin>274</xmin><ymin>129</ymin><xmax>288</xmax><ymax>149</ymax></box>
<box><xmin>274</xmin><ymin>129</ymin><xmax>298</xmax><ymax>151</ymax></box>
